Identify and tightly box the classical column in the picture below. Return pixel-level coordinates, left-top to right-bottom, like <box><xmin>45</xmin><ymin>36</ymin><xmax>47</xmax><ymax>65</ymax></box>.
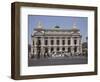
<box><xmin>31</xmin><ymin>39</ymin><xmax>34</xmax><ymax>55</ymax></box>
<box><xmin>34</xmin><ymin>37</ymin><xmax>38</xmax><ymax>57</ymax></box>
<box><xmin>80</xmin><ymin>45</ymin><xmax>82</xmax><ymax>54</ymax></box>
<box><xmin>41</xmin><ymin>37</ymin><xmax>44</xmax><ymax>46</ymax></box>
<box><xmin>65</xmin><ymin>47</ymin><xmax>68</xmax><ymax>52</ymax></box>
<box><xmin>30</xmin><ymin>46</ymin><xmax>33</xmax><ymax>58</ymax></box>
<box><xmin>30</xmin><ymin>37</ymin><xmax>35</xmax><ymax>58</ymax></box>
<box><xmin>71</xmin><ymin>37</ymin><xmax>73</xmax><ymax>46</ymax></box>
<box><xmin>34</xmin><ymin>47</ymin><xmax>37</xmax><ymax>55</ymax></box>
<box><xmin>77</xmin><ymin>37</ymin><xmax>80</xmax><ymax>46</ymax></box>
<box><xmin>65</xmin><ymin>37</ymin><xmax>68</xmax><ymax>46</ymax></box>
<box><xmin>76</xmin><ymin>46</ymin><xmax>79</xmax><ymax>53</ymax></box>
<box><xmin>76</xmin><ymin>37</ymin><xmax>78</xmax><ymax>54</ymax></box>
<box><xmin>59</xmin><ymin>37</ymin><xmax>62</xmax><ymax>53</ymax></box>
<box><xmin>71</xmin><ymin>37</ymin><xmax>74</xmax><ymax>55</ymax></box>
<box><xmin>48</xmin><ymin>37</ymin><xmax>51</xmax><ymax>46</ymax></box>
<box><xmin>79</xmin><ymin>37</ymin><xmax>82</xmax><ymax>54</ymax></box>
<box><xmin>65</xmin><ymin>37</ymin><xmax>67</xmax><ymax>52</ymax></box>
<box><xmin>54</xmin><ymin>37</ymin><xmax>57</xmax><ymax>53</ymax></box>
<box><xmin>48</xmin><ymin>47</ymin><xmax>51</xmax><ymax>56</ymax></box>
<box><xmin>41</xmin><ymin>46</ymin><xmax>44</xmax><ymax>58</ymax></box>
<box><xmin>34</xmin><ymin>37</ymin><xmax>37</xmax><ymax>46</ymax></box>
<box><xmin>41</xmin><ymin>37</ymin><xmax>44</xmax><ymax>56</ymax></box>
<box><xmin>54</xmin><ymin>46</ymin><xmax>56</xmax><ymax>54</ymax></box>
<box><xmin>31</xmin><ymin>45</ymin><xmax>33</xmax><ymax>55</ymax></box>
<box><xmin>71</xmin><ymin>47</ymin><xmax>74</xmax><ymax>56</ymax></box>
<box><xmin>60</xmin><ymin>47</ymin><xmax>62</xmax><ymax>52</ymax></box>
<box><xmin>54</xmin><ymin>37</ymin><xmax>56</xmax><ymax>46</ymax></box>
<box><xmin>60</xmin><ymin>37</ymin><xmax>62</xmax><ymax>46</ymax></box>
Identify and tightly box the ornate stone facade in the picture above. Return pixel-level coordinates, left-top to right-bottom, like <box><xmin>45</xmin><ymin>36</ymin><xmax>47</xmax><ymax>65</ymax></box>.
<box><xmin>30</xmin><ymin>22</ymin><xmax>82</xmax><ymax>58</ymax></box>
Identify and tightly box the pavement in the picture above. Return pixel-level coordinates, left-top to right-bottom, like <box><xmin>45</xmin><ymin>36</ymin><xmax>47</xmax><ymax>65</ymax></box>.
<box><xmin>28</xmin><ymin>56</ymin><xmax>88</xmax><ymax>66</ymax></box>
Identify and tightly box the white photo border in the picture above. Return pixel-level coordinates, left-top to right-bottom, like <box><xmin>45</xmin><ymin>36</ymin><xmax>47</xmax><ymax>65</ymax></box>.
<box><xmin>20</xmin><ymin>6</ymin><xmax>95</xmax><ymax>76</ymax></box>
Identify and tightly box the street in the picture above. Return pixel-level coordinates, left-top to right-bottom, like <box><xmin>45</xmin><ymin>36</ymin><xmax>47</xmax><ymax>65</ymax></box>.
<box><xmin>28</xmin><ymin>56</ymin><xmax>88</xmax><ymax>66</ymax></box>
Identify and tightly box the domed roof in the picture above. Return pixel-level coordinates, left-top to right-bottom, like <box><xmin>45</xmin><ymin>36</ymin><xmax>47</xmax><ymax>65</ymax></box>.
<box><xmin>71</xmin><ymin>23</ymin><xmax>79</xmax><ymax>31</ymax></box>
<box><xmin>37</xmin><ymin>21</ymin><xmax>43</xmax><ymax>29</ymax></box>
<box><xmin>34</xmin><ymin>21</ymin><xmax>44</xmax><ymax>32</ymax></box>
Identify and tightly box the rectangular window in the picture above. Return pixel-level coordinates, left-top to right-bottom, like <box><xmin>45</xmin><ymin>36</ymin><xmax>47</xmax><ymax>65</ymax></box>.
<box><xmin>51</xmin><ymin>47</ymin><xmax>54</xmax><ymax>52</ymax></box>
<box><xmin>45</xmin><ymin>47</ymin><xmax>48</xmax><ymax>53</ymax></box>
<box><xmin>74</xmin><ymin>47</ymin><xmax>77</xmax><ymax>52</ymax></box>
<box><xmin>68</xmin><ymin>40</ymin><xmax>70</xmax><ymax>45</ymax></box>
<box><xmin>62</xmin><ymin>47</ymin><xmax>65</xmax><ymax>51</ymax></box>
<box><xmin>74</xmin><ymin>40</ymin><xmax>77</xmax><ymax>45</ymax></box>
<box><xmin>57</xmin><ymin>47</ymin><xmax>59</xmax><ymax>51</ymax></box>
<box><xmin>62</xmin><ymin>40</ymin><xmax>65</xmax><ymax>45</ymax></box>
<box><xmin>51</xmin><ymin>40</ymin><xmax>54</xmax><ymax>45</ymax></box>
<box><xmin>45</xmin><ymin>40</ymin><xmax>48</xmax><ymax>45</ymax></box>
<box><xmin>38</xmin><ymin>40</ymin><xmax>41</xmax><ymax>45</ymax></box>
<box><xmin>68</xmin><ymin>47</ymin><xmax>71</xmax><ymax>52</ymax></box>
<box><xmin>37</xmin><ymin>40</ymin><xmax>41</xmax><ymax>45</ymax></box>
<box><xmin>33</xmin><ymin>41</ymin><xmax>34</xmax><ymax>45</ymax></box>
<box><xmin>57</xmin><ymin>40</ymin><xmax>59</xmax><ymax>45</ymax></box>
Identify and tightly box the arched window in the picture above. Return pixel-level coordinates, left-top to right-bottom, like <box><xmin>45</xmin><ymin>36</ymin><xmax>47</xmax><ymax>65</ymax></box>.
<box><xmin>33</xmin><ymin>41</ymin><xmax>34</xmax><ymax>45</ymax></box>
<box><xmin>56</xmin><ymin>40</ymin><xmax>59</xmax><ymax>45</ymax></box>
<box><xmin>74</xmin><ymin>40</ymin><xmax>77</xmax><ymax>45</ymax></box>
<box><xmin>57</xmin><ymin>47</ymin><xmax>59</xmax><ymax>51</ymax></box>
<box><xmin>45</xmin><ymin>40</ymin><xmax>48</xmax><ymax>45</ymax></box>
<box><xmin>68</xmin><ymin>47</ymin><xmax>71</xmax><ymax>52</ymax></box>
<box><xmin>51</xmin><ymin>40</ymin><xmax>54</xmax><ymax>45</ymax></box>
<box><xmin>36</xmin><ymin>40</ymin><xmax>41</xmax><ymax>45</ymax></box>
<box><xmin>74</xmin><ymin>47</ymin><xmax>77</xmax><ymax>52</ymax></box>
<box><xmin>51</xmin><ymin>47</ymin><xmax>54</xmax><ymax>52</ymax></box>
<box><xmin>68</xmin><ymin>40</ymin><xmax>70</xmax><ymax>45</ymax></box>
<box><xmin>62</xmin><ymin>40</ymin><xmax>65</xmax><ymax>45</ymax></box>
<box><xmin>38</xmin><ymin>40</ymin><xmax>41</xmax><ymax>45</ymax></box>
<box><xmin>62</xmin><ymin>47</ymin><xmax>65</xmax><ymax>51</ymax></box>
<box><xmin>45</xmin><ymin>47</ymin><xmax>48</xmax><ymax>53</ymax></box>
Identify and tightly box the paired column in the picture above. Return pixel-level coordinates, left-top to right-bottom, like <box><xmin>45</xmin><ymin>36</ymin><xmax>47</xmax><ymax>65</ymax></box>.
<box><xmin>59</xmin><ymin>37</ymin><xmax>62</xmax><ymax>46</ymax></box>
<box><xmin>34</xmin><ymin>47</ymin><xmax>37</xmax><ymax>55</ymax></box>
<box><xmin>65</xmin><ymin>38</ymin><xmax>68</xmax><ymax>52</ymax></box>
<box><xmin>77</xmin><ymin>37</ymin><xmax>82</xmax><ymax>54</ymax></box>
<box><xmin>54</xmin><ymin>37</ymin><xmax>56</xmax><ymax>53</ymax></box>
<box><xmin>65</xmin><ymin>47</ymin><xmax>68</xmax><ymax>52</ymax></box>
<box><xmin>31</xmin><ymin>38</ymin><xmax>34</xmax><ymax>55</ymax></box>
<box><xmin>41</xmin><ymin>37</ymin><xmax>44</xmax><ymax>55</ymax></box>
<box><xmin>71</xmin><ymin>37</ymin><xmax>74</xmax><ymax>54</ymax></box>
<box><xmin>34</xmin><ymin>38</ymin><xmax>37</xmax><ymax>55</ymax></box>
